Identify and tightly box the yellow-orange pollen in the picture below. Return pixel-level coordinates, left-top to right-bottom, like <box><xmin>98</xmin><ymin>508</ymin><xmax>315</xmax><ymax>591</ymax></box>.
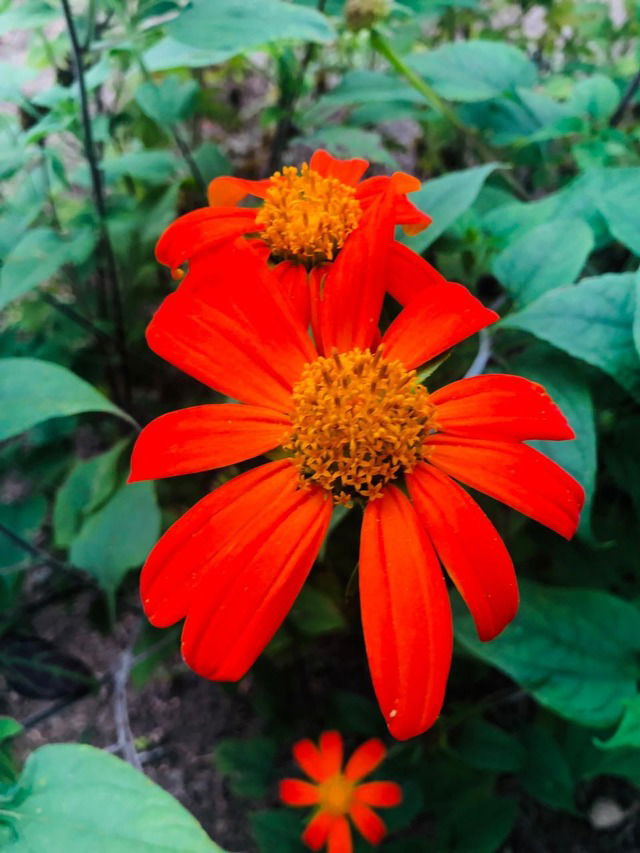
<box><xmin>317</xmin><ymin>773</ymin><xmax>355</xmax><ymax>816</ymax></box>
<box><xmin>285</xmin><ymin>348</ymin><xmax>435</xmax><ymax>506</ymax></box>
<box><xmin>255</xmin><ymin>163</ymin><xmax>362</xmax><ymax>265</ymax></box>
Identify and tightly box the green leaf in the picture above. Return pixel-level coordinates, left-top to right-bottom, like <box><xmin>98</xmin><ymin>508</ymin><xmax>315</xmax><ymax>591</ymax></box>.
<box><xmin>436</xmin><ymin>791</ymin><xmax>518</xmax><ymax>853</ymax></box>
<box><xmin>501</xmin><ymin>273</ymin><xmax>640</xmax><ymax>400</ymax></box>
<box><xmin>135</xmin><ymin>76</ymin><xmax>199</xmax><ymax>126</ymax></box>
<box><xmin>453</xmin><ymin>719</ymin><xmax>525</xmax><ymax>772</ymax></box>
<box><xmin>102</xmin><ymin>151</ymin><xmax>181</xmax><ymax>185</ymax></box>
<box><xmin>456</xmin><ymin>581</ymin><xmax>640</xmax><ymax>728</ymax></box>
<box><xmin>0</xmin><ymin>358</ymin><xmax>132</xmax><ymax>441</ymax></box>
<box><xmin>53</xmin><ymin>441</ymin><xmax>128</xmax><ymax>548</ymax></box>
<box><xmin>288</xmin><ymin>586</ymin><xmax>345</xmax><ymax>636</ymax></box>
<box><xmin>1</xmin><ymin>744</ymin><xmax>226</xmax><ymax>851</ymax></box>
<box><xmin>70</xmin><ymin>482</ymin><xmax>161</xmax><ymax>596</ymax></box>
<box><xmin>168</xmin><ymin>0</ymin><xmax>335</xmax><ymax>57</ymax></box>
<box><xmin>407</xmin><ymin>40</ymin><xmax>536</xmax><ymax>102</ymax></box>
<box><xmin>403</xmin><ymin>163</ymin><xmax>501</xmax><ymax>253</ymax></box>
<box><xmin>507</xmin><ymin>350</ymin><xmax>596</xmax><ymax>538</ymax></box>
<box><xmin>142</xmin><ymin>37</ymin><xmax>230</xmax><ymax>72</ymax></box>
<box><xmin>214</xmin><ymin>737</ymin><xmax>276</xmax><ymax>799</ymax></box>
<box><xmin>568</xmin><ymin>74</ymin><xmax>619</xmax><ymax>121</ymax></box>
<box><xmin>597</xmin><ymin>168</ymin><xmax>640</xmax><ymax>255</ymax></box>
<box><xmin>595</xmin><ymin>695</ymin><xmax>640</xmax><ymax>751</ymax></box>
<box><xmin>0</xmin><ymin>227</ymin><xmax>96</xmax><ymax>311</ymax></box>
<box><xmin>493</xmin><ymin>219</ymin><xmax>593</xmax><ymax>306</ymax></box>
<box><xmin>0</xmin><ymin>717</ymin><xmax>22</xmax><ymax>744</ymax></box>
<box><xmin>296</xmin><ymin>126</ymin><xmax>397</xmax><ymax>168</ymax></box>
<box><xmin>250</xmin><ymin>809</ymin><xmax>303</xmax><ymax>853</ymax></box>
<box><xmin>519</xmin><ymin>725</ymin><xmax>577</xmax><ymax>813</ymax></box>
<box><xmin>192</xmin><ymin>142</ymin><xmax>231</xmax><ymax>184</ymax></box>
<box><xmin>0</xmin><ymin>496</ymin><xmax>47</xmax><ymax>570</ymax></box>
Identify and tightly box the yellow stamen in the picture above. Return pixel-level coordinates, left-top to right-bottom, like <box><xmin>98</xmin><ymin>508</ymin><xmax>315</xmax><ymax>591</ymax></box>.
<box><xmin>285</xmin><ymin>348</ymin><xmax>435</xmax><ymax>506</ymax></box>
<box><xmin>255</xmin><ymin>163</ymin><xmax>362</xmax><ymax>265</ymax></box>
<box><xmin>318</xmin><ymin>773</ymin><xmax>355</xmax><ymax>816</ymax></box>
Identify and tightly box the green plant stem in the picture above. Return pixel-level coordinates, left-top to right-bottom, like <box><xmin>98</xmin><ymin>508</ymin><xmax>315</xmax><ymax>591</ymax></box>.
<box><xmin>59</xmin><ymin>0</ymin><xmax>132</xmax><ymax>411</ymax></box>
<box><xmin>370</xmin><ymin>30</ymin><xmax>530</xmax><ymax>200</ymax></box>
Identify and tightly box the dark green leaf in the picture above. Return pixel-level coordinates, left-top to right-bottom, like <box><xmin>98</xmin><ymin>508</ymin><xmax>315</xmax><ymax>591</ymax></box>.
<box><xmin>250</xmin><ymin>809</ymin><xmax>303</xmax><ymax>853</ymax></box>
<box><xmin>595</xmin><ymin>695</ymin><xmax>640</xmax><ymax>751</ymax></box>
<box><xmin>289</xmin><ymin>586</ymin><xmax>345</xmax><ymax>636</ymax></box>
<box><xmin>456</xmin><ymin>581</ymin><xmax>640</xmax><ymax>727</ymax></box>
<box><xmin>453</xmin><ymin>719</ymin><xmax>525</xmax><ymax>773</ymax></box>
<box><xmin>519</xmin><ymin>725</ymin><xmax>577</xmax><ymax>813</ymax></box>
<box><xmin>214</xmin><ymin>737</ymin><xmax>276</xmax><ymax>799</ymax></box>
<box><xmin>135</xmin><ymin>76</ymin><xmax>199</xmax><ymax>126</ymax></box>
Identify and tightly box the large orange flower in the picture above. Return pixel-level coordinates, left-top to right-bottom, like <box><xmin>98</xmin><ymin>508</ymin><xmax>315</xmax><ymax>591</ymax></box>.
<box><xmin>280</xmin><ymin>731</ymin><xmax>402</xmax><ymax>853</ymax></box>
<box><xmin>129</xmin><ymin>239</ymin><xmax>583</xmax><ymax>739</ymax></box>
<box><xmin>155</xmin><ymin>149</ymin><xmax>443</xmax><ymax>332</ymax></box>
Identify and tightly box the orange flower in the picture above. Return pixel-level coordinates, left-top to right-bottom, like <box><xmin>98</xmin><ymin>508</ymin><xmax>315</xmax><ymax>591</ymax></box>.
<box><xmin>129</xmin><ymin>236</ymin><xmax>583</xmax><ymax>739</ymax></box>
<box><xmin>280</xmin><ymin>731</ymin><xmax>401</xmax><ymax>853</ymax></box>
<box><xmin>155</xmin><ymin>149</ymin><xmax>443</xmax><ymax>331</ymax></box>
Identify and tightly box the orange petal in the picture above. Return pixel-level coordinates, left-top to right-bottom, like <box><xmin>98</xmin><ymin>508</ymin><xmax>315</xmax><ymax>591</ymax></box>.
<box><xmin>272</xmin><ymin>261</ymin><xmax>311</xmax><ymax>328</ymax></box>
<box><xmin>140</xmin><ymin>461</ymin><xmax>320</xmax><ymax>629</ymax></box>
<box><xmin>431</xmin><ymin>374</ymin><xmax>575</xmax><ymax>441</ymax></box>
<box><xmin>356</xmin><ymin>174</ymin><xmax>430</xmax><ymax>233</ymax></box>
<box><xmin>359</xmin><ymin>486</ymin><xmax>453</xmax><ymax>740</ymax></box>
<box><xmin>354</xmin><ymin>781</ymin><xmax>402</xmax><ymax>808</ymax></box>
<box><xmin>327</xmin><ymin>816</ymin><xmax>353</xmax><ymax>853</ymax></box>
<box><xmin>387</xmin><ymin>241</ymin><xmax>447</xmax><ymax>306</ymax></box>
<box><xmin>426</xmin><ymin>436</ymin><xmax>584</xmax><ymax>539</ymax></box>
<box><xmin>146</xmin><ymin>241</ymin><xmax>316</xmax><ymax>412</ymax></box>
<box><xmin>207</xmin><ymin>175</ymin><xmax>272</xmax><ymax>206</ymax></box>
<box><xmin>303</xmin><ymin>810</ymin><xmax>339</xmax><ymax>850</ymax></box>
<box><xmin>294</xmin><ymin>739</ymin><xmax>328</xmax><ymax>783</ymax></box>
<box><xmin>318</xmin><ymin>731</ymin><xmax>344</xmax><ymax>776</ymax></box>
<box><xmin>408</xmin><ymin>464</ymin><xmax>518</xmax><ymax>641</ymax></box>
<box><xmin>309</xmin><ymin>149</ymin><xmax>369</xmax><ymax>186</ymax></box>
<box><xmin>318</xmin><ymin>186</ymin><xmax>396</xmax><ymax>353</ymax></box>
<box><xmin>348</xmin><ymin>802</ymin><xmax>386</xmax><ymax>844</ymax></box>
<box><xmin>180</xmin><ymin>469</ymin><xmax>332</xmax><ymax>680</ymax></box>
<box><xmin>155</xmin><ymin>207</ymin><xmax>257</xmax><ymax>275</ymax></box>
<box><xmin>129</xmin><ymin>404</ymin><xmax>290</xmax><ymax>482</ymax></box>
<box><xmin>381</xmin><ymin>282</ymin><xmax>498</xmax><ymax>369</ymax></box>
<box><xmin>344</xmin><ymin>739</ymin><xmax>385</xmax><ymax>782</ymax></box>
<box><xmin>279</xmin><ymin>778</ymin><xmax>320</xmax><ymax>807</ymax></box>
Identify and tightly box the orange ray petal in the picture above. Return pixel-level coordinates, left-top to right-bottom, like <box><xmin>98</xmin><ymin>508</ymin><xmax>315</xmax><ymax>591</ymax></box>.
<box><xmin>426</xmin><ymin>436</ymin><xmax>584</xmax><ymax>539</ymax></box>
<box><xmin>344</xmin><ymin>739</ymin><xmax>385</xmax><ymax>782</ymax></box>
<box><xmin>353</xmin><ymin>781</ymin><xmax>402</xmax><ymax>808</ymax></box>
<box><xmin>129</xmin><ymin>404</ymin><xmax>290</xmax><ymax>482</ymax></box>
<box><xmin>387</xmin><ymin>241</ymin><xmax>447</xmax><ymax>306</ymax></box>
<box><xmin>359</xmin><ymin>486</ymin><xmax>453</xmax><ymax>740</ymax></box>
<box><xmin>140</xmin><ymin>461</ymin><xmax>304</xmax><ymax>627</ymax></box>
<box><xmin>272</xmin><ymin>261</ymin><xmax>311</xmax><ymax>328</ymax></box>
<box><xmin>310</xmin><ymin>149</ymin><xmax>369</xmax><ymax>186</ymax></box>
<box><xmin>155</xmin><ymin>207</ymin><xmax>257</xmax><ymax>275</ymax></box>
<box><xmin>431</xmin><ymin>374</ymin><xmax>575</xmax><ymax>441</ymax></box>
<box><xmin>408</xmin><ymin>463</ymin><xmax>518</xmax><ymax>641</ymax></box>
<box><xmin>381</xmin><ymin>282</ymin><xmax>498</xmax><ymax>370</ymax></box>
<box><xmin>294</xmin><ymin>739</ymin><xmax>329</xmax><ymax>783</ymax></box>
<box><xmin>318</xmin><ymin>731</ymin><xmax>344</xmax><ymax>776</ymax></box>
<box><xmin>180</xmin><ymin>470</ymin><xmax>332</xmax><ymax>680</ymax></box>
<box><xmin>348</xmin><ymin>802</ymin><xmax>387</xmax><ymax>844</ymax></box>
<box><xmin>327</xmin><ymin>816</ymin><xmax>353</xmax><ymax>853</ymax></box>
<box><xmin>207</xmin><ymin>175</ymin><xmax>272</xmax><ymax>206</ymax></box>
<box><xmin>303</xmin><ymin>810</ymin><xmax>339</xmax><ymax>850</ymax></box>
<box><xmin>279</xmin><ymin>778</ymin><xmax>320</xmax><ymax>807</ymax></box>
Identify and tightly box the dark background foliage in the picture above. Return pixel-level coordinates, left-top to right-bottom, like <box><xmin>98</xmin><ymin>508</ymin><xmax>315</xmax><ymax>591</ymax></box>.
<box><xmin>1</xmin><ymin>0</ymin><xmax>639</xmax><ymax>850</ymax></box>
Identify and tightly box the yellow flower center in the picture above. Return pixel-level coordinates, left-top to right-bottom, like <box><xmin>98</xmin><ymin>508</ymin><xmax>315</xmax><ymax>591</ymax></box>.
<box><xmin>255</xmin><ymin>163</ymin><xmax>362</xmax><ymax>265</ymax></box>
<box><xmin>318</xmin><ymin>773</ymin><xmax>355</xmax><ymax>816</ymax></box>
<box><xmin>286</xmin><ymin>348</ymin><xmax>435</xmax><ymax>506</ymax></box>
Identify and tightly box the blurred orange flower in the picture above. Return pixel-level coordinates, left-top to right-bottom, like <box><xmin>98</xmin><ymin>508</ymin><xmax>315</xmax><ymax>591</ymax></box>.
<box><xmin>280</xmin><ymin>731</ymin><xmax>401</xmax><ymax>852</ymax></box>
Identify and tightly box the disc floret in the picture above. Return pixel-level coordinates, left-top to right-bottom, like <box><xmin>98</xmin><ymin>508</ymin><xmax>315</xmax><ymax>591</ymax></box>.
<box><xmin>256</xmin><ymin>163</ymin><xmax>362</xmax><ymax>265</ymax></box>
<box><xmin>286</xmin><ymin>348</ymin><xmax>435</xmax><ymax>505</ymax></box>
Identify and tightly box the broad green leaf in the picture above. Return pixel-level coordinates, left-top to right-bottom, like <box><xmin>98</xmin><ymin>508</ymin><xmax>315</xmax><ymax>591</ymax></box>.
<box><xmin>407</xmin><ymin>40</ymin><xmax>536</xmax><ymax>102</ymax></box>
<box><xmin>493</xmin><ymin>219</ymin><xmax>593</xmax><ymax>305</ymax></box>
<box><xmin>0</xmin><ymin>1</ymin><xmax>58</xmax><ymax>36</ymax></box>
<box><xmin>596</xmin><ymin>695</ymin><xmax>640</xmax><ymax>751</ymax></box>
<box><xmin>0</xmin><ymin>717</ymin><xmax>22</xmax><ymax>743</ymax></box>
<box><xmin>102</xmin><ymin>151</ymin><xmax>180</xmax><ymax>185</ymax></box>
<box><xmin>296</xmin><ymin>126</ymin><xmax>396</xmax><ymax>168</ymax></box>
<box><xmin>519</xmin><ymin>726</ymin><xmax>577</xmax><ymax>813</ymax></box>
<box><xmin>192</xmin><ymin>142</ymin><xmax>231</xmax><ymax>184</ymax></box>
<box><xmin>214</xmin><ymin>737</ymin><xmax>276</xmax><ymax>799</ymax></box>
<box><xmin>168</xmin><ymin>0</ymin><xmax>335</xmax><ymax>57</ymax></box>
<box><xmin>403</xmin><ymin>163</ymin><xmax>500</xmax><ymax>253</ymax></box>
<box><xmin>1</xmin><ymin>744</ymin><xmax>225</xmax><ymax>851</ymax></box>
<box><xmin>0</xmin><ymin>227</ymin><xmax>96</xmax><ymax>311</ymax></box>
<box><xmin>250</xmin><ymin>809</ymin><xmax>303</xmax><ymax>853</ymax></box>
<box><xmin>634</xmin><ymin>269</ymin><xmax>640</xmax><ymax>359</ymax></box>
<box><xmin>142</xmin><ymin>37</ymin><xmax>230</xmax><ymax>71</ymax></box>
<box><xmin>507</xmin><ymin>350</ymin><xmax>596</xmax><ymax>538</ymax></box>
<box><xmin>288</xmin><ymin>585</ymin><xmax>345</xmax><ymax>636</ymax></box>
<box><xmin>501</xmin><ymin>273</ymin><xmax>640</xmax><ymax>400</ymax></box>
<box><xmin>453</xmin><ymin>719</ymin><xmax>525</xmax><ymax>773</ymax></box>
<box><xmin>436</xmin><ymin>791</ymin><xmax>518</xmax><ymax>853</ymax></box>
<box><xmin>0</xmin><ymin>358</ymin><xmax>132</xmax><ymax>441</ymax></box>
<box><xmin>53</xmin><ymin>441</ymin><xmax>128</xmax><ymax>548</ymax></box>
<box><xmin>568</xmin><ymin>74</ymin><xmax>619</xmax><ymax>121</ymax></box>
<box><xmin>456</xmin><ymin>581</ymin><xmax>640</xmax><ymax>728</ymax></box>
<box><xmin>70</xmin><ymin>482</ymin><xmax>160</xmax><ymax>595</ymax></box>
<box><xmin>597</xmin><ymin>168</ymin><xmax>640</xmax><ymax>255</ymax></box>
<box><xmin>135</xmin><ymin>76</ymin><xmax>199</xmax><ymax>126</ymax></box>
<box><xmin>0</xmin><ymin>496</ymin><xmax>47</xmax><ymax>570</ymax></box>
